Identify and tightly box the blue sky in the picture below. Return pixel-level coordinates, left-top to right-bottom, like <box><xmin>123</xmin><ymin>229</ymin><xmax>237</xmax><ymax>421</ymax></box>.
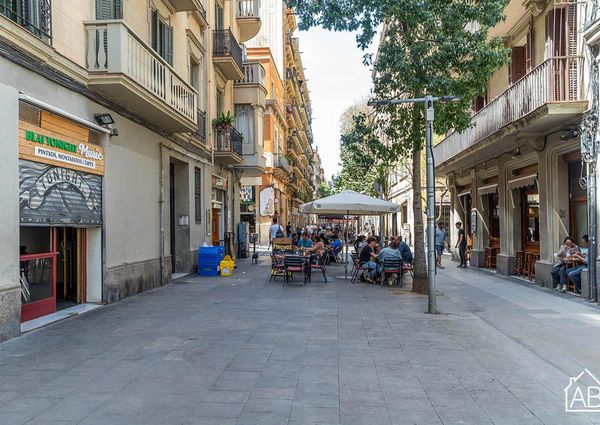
<box><xmin>296</xmin><ymin>28</ymin><xmax>376</xmax><ymax>181</ymax></box>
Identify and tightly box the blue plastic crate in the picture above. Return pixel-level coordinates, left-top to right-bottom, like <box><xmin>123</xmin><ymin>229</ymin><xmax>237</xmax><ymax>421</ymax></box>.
<box><xmin>199</xmin><ymin>246</ymin><xmax>225</xmax><ymax>258</ymax></box>
<box><xmin>198</xmin><ymin>268</ymin><xmax>220</xmax><ymax>277</ymax></box>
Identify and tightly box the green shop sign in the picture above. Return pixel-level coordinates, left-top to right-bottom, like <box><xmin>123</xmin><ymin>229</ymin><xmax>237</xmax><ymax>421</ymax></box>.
<box><xmin>25</xmin><ymin>130</ymin><xmax>77</xmax><ymax>154</ymax></box>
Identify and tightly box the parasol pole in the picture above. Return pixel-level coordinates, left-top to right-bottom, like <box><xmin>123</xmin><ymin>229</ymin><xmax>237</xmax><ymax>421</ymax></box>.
<box><xmin>345</xmin><ymin>209</ymin><xmax>349</xmax><ymax>280</ymax></box>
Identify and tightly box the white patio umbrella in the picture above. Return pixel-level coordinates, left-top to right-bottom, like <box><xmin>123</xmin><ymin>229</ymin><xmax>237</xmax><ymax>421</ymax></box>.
<box><xmin>300</xmin><ymin>190</ymin><xmax>401</xmax><ymax>279</ymax></box>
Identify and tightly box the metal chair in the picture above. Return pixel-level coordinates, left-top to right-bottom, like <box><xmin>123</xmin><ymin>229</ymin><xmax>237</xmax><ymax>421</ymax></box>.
<box><xmin>284</xmin><ymin>256</ymin><xmax>306</xmax><ymax>286</ymax></box>
<box><xmin>308</xmin><ymin>254</ymin><xmax>327</xmax><ymax>283</ymax></box>
<box><xmin>269</xmin><ymin>254</ymin><xmax>285</xmax><ymax>282</ymax></box>
<box><xmin>400</xmin><ymin>262</ymin><xmax>414</xmax><ymax>287</ymax></box>
<box><xmin>381</xmin><ymin>258</ymin><xmax>402</xmax><ymax>286</ymax></box>
<box><xmin>350</xmin><ymin>255</ymin><xmax>368</xmax><ymax>284</ymax></box>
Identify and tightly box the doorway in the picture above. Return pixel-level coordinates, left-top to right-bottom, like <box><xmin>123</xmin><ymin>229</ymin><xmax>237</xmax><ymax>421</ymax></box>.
<box><xmin>212</xmin><ymin>208</ymin><xmax>221</xmax><ymax>245</ymax></box>
<box><xmin>56</xmin><ymin>227</ymin><xmax>86</xmax><ymax>310</ymax></box>
<box><xmin>170</xmin><ymin>163</ymin><xmax>176</xmax><ymax>271</ymax></box>
<box><xmin>20</xmin><ymin>226</ymin><xmax>87</xmax><ymax>322</ymax></box>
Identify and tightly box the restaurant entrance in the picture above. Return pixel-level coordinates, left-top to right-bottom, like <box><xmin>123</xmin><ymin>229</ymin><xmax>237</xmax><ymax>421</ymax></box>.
<box><xmin>20</xmin><ymin>226</ymin><xmax>87</xmax><ymax>322</ymax></box>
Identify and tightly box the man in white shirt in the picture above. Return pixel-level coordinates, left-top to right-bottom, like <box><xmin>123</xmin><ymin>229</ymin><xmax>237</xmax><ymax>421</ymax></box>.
<box><xmin>269</xmin><ymin>218</ymin><xmax>284</xmax><ymax>248</ymax></box>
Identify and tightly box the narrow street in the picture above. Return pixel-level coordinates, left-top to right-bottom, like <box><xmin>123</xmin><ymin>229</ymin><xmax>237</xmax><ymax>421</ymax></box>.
<box><xmin>2</xmin><ymin>258</ymin><xmax>600</xmax><ymax>425</ymax></box>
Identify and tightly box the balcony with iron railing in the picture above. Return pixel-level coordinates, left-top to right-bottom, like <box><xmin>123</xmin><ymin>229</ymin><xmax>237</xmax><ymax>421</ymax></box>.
<box><xmin>85</xmin><ymin>20</ymin><xmax>197</xmax><ymax>132</ymax></box>
<box><xmin>273</xmin><ymin>152</ymin><xmax>292</xmax><ymax>178</ymax></box>
<box><xmin>0</xmin><ymin>0</ymin><xmax>51</xmax><ymax>43</ymax></box>
<box><xmin>236</xmin><ymin>0</ymin><xmax>261</xmax><ymax>42</ymax></box>
<box><xmin>214</xmin><ymin>126</ymin><xmax>244</xmax><ymax>165</ymax></box>
<box><xmin>213</xmin><ymin>29</ymin><xmax>244</xmax><ymax>80</ymax></box>
<box><xmin>434</xmin><ymin>56</ymin><xmax>588</xmax><ymax>169</ymax></box>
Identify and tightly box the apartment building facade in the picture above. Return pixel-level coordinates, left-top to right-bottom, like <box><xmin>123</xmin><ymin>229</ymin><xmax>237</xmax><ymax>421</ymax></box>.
<box><xmin>245</xmin><ymin>1</ymin><xmax>319</xmax><ymax>243</ymax></box>
<box><xmin>433</xmin><ymin>0</ymin><xmax>589</xmax><ymax>292</ymax></box>
<box><xmin>0</xmin><ymin>0</ymin><xmax>264</xmax><ymax>340</ymax></box>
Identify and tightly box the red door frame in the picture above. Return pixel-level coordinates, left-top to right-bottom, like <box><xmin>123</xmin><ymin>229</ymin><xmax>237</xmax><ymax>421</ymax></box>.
<box><xmin>21</xmin><ymin>227</ymin><xmax>58</xmax><ymax>323</ymax></box>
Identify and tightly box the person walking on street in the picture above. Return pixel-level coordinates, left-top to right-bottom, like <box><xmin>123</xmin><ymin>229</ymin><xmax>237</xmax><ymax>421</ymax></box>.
<box><xmin>455</xmin><ymin>222</ymin><xmax>467</xmax><ymax>268</ymax></box>
<box><xmin>286</xmin><ymin>222</ymin><xmax>292</xmax><ymax>238</ymax></box>
<box><xmin>435</xmin><ymin>222</ymin><xmax>447</xmax><ymax>269</ymax></box>
<box><xmin>268</xmin><ymin>218</ymin><xmax>284</xmax><ymax>249</ymax></box>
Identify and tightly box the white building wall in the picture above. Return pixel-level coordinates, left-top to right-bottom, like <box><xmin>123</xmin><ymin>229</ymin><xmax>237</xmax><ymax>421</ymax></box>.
<box><xmin>0</xmin><ymin>83</ymin><xmax>21</xmax><ymax>341</ymax></box>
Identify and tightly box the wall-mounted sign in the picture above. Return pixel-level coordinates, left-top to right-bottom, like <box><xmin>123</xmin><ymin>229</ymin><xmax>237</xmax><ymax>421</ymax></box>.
<box><xmin>212</xmin><ymin>174</ymin><xmax>228</xmax><ymax>190</ymax></box>
<box><xmin>18</xmin><ymin>119</ymin><xmax>104</xmax><ymax>176</ymax></box>
<box><xmin>470</xmin><ymin>209</ymin><xmax>477</xmax><ymax>233</ymax></box>
<box><xmin>260</xmin><ymin>187</ymin><xmax>274</xmax><ymax>216</ymax></box>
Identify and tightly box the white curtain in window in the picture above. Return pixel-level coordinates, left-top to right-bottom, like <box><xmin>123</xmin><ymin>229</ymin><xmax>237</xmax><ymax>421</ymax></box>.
<box><xmin>235</xmin><ymin>105</ymin><xmax>253</xmax><ymax>145</ymax></box>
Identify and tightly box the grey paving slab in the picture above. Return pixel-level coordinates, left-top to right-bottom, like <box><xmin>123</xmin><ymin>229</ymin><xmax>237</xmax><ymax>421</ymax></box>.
<box><xmin>4</xmin><ymin>260</ymin><xmax>600</xmax><ymax>424</ymax></box>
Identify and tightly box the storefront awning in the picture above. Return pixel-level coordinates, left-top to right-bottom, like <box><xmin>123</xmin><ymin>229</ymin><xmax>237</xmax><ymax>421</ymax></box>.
<box><xmin>478</xmin><ymin>184</ymin><xmax>498</xmax><ymax>196</ymax></box>
<box><xmin>507</xmin><ymin>174</ymin><xmax>537</xmax><ymax>191</ymax></box>
<box><xmin>457</xmin><ymin>189</ymin><xmax>472</xmax><ymax>197</ymax></box>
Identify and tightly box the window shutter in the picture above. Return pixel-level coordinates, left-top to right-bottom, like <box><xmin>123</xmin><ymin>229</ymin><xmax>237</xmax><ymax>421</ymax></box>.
<box><xmin>215</xmin><ymin>4</ymin><xmax>224</xmax><ymax>30</ymax></box>
<box><xmin>151</xmin><ymin>10</ymin><xmax>159</xmax><ymax>51</ymax></box>
<box><xmin>96</xmin><ymin>0</ymin><xmax>122</xmax><ymax>20</ymax></box>
<box><xmin>113</xmin><ymin>0</ymin><xmax>122</xmax><ymax>19</ymax></box>
<box><xmin>510</xmin><ymin>46</ymin><xmax>526</xmax><ymax>84</ymax></box>
<box><xmin>165</xmin><ymin>24</ymin><xmax>173</xmax><ymax>66</ymax></box>
<box><xmin>526</xmin><ymin>26</ymin><xmax>534</xmax><ymax>72</ymax></box>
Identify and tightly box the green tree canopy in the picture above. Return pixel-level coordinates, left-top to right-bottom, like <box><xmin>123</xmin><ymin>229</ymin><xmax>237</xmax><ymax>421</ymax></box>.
<box><xmin>288</xmin><ymin>0</ymin><xmax>510</xmax><ymax>288</ymax></box>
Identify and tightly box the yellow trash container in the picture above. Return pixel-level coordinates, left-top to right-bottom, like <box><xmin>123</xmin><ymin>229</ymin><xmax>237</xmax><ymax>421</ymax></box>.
<box><xmin>220</xmin><ymin>255</ymin><xmax>235</xmax><ymax>276</ymax></box>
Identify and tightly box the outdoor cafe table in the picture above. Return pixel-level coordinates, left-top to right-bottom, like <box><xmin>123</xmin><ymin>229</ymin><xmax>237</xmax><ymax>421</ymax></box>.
<box><xmin>272</xmin><ymin>251</ymin><xmax>326</xmax><ymax>283</ymax></box>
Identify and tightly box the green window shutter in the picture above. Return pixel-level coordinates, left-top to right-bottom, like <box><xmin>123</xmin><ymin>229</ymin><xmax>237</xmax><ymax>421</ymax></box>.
<box><xmin>96</xmin><ymin>0</ymin><xmax>122</xmax><ymax>20</ymax></box>
<box><xmin>165</xmin><ymin>24</ymin><xmax>173</xmax><ymax>66</ymax></box>
<box><xmin>151</xmin><ymin>9</ymin><xmax>159</xmax><ymax>51</ymax></box>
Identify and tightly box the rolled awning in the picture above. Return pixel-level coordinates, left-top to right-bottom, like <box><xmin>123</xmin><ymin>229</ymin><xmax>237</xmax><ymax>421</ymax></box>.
<box><xmin>507</xmin><ymin>174</ymin><xmax>537</xmax><ymax>191</ymax></box>
<box><xmin>478</xmin><ymin>184</ymin><xmax>498</xmax><ymax>196</ymax></box>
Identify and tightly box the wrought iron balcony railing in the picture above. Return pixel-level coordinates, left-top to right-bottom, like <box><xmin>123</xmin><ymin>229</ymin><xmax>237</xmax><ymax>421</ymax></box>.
<box><xmin>216</xmin><ymin>126</ymin><xmax>243</xmax><ymax>156</ymax></box>
<box><xmin>1</xmin><ymin>0</ymin><xmax>52</xmax><ymax>42</ymax></box>
<box><xmin>213</xmin><ymin>29</ymin><xmax>243</xmax><ymax>70</ymax></box>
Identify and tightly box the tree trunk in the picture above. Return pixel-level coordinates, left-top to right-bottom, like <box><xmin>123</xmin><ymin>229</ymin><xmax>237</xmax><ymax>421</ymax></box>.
<box><xmin>411</xmin><ymin>147</ymin><xmax>428</xmax><ymax>294</ymax></box>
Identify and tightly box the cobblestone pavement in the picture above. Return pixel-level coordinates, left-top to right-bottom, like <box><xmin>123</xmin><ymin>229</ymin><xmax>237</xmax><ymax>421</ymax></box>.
<box><xmin>3</xmin><ymin>257</ymin><xmax>600</xmax><ymax>424</ymax></box>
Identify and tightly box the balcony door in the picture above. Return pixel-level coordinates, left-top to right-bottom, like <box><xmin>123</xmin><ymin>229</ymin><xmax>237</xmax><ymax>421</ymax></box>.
<box><xmin>546</xmin><ymin>5</ymin><xmax>579</xmax><ymax>100</ymax></box>
<box><xmin>235</xmin><ymin>104</ymin><xmax>254</xmax><ymax>152</ymax></box>
<box><xmin>151</xmin><ymin>10</ymin><xmax>173</xmax><ymax>65</ymax></box>
<box><xmin>215</xmin><ymin>3</ymin><xmax>224</xmax><ymax>30</ymax></box>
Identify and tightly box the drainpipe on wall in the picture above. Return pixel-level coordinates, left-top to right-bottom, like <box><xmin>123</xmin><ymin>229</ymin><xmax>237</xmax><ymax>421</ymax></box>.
<box><xmin>159</xmin><ymin>143</ymin><xmax>166</xmax><ymax>285</ymax></box>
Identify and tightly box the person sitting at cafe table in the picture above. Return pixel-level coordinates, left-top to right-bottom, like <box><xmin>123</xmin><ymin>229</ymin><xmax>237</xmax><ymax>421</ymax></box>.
<box><xmin>359</xmin><ymin>237</ymin><xmax>380</xmax><ymax>284</ymax></box>
<box><xmin>330</xmin><ymin>235</ymin><xmax>342</xmax><ymax>256</ymax></box>
<box><xmin>379</xmin><ymin>241</ymin><xmax>401</xmax><ymax>262</ymax></box>
<box><xmin>566</xmin><ymin>234</ymin><xmax>588</xmax><ymax>294</ymax></box>
<box><xmin>297</xmin><ymin>233</ymin><xmax>314</xmax><ymax>249</ymax></box>
<box><xmin>392</xmin><ymin>236</ymin><xmax>413</xmax><ymax>264</ymax></box>
<box><xmin>551</xmin><ymin>236</ymin><xmax>580</xmax><ymax>292</ymax></box>
<box><xmin>354</xmin><ymin>235</ymin><xmax>366</xmax><ymax>253</ymax></box>
<box><xmin>306</xmin><ymin>236</ymin><xmax>326</xmax><ymax>258</ymax></box>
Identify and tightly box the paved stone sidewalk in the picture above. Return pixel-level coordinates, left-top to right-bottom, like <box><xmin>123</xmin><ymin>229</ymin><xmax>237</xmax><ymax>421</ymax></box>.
<box><xmin>2</xmin><ymin>258</ymin><xmax>600</xmax><ymax>424</ymax></box>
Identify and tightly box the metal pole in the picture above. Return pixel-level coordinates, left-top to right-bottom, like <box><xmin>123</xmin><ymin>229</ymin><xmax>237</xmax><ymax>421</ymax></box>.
<box><xmin>367</xmin><ymin>95</ymin><xmax>460</xmax><ymax>314</ymax></box>
<box><xmin>425</xmin><ymin>96</ymin><xmax>437</xmax><ymax>314</ymax></box>
<box><xmin>589</xmin><ymin>161</ymin><xmax>597</xmax><ymax>301</ymax></box>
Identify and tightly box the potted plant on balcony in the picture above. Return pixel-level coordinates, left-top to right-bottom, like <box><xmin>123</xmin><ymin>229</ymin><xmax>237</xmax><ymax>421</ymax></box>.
<box><xmin>212</xmin><ymin>111</ymin><xmax>234</xmax><ymax>132</ymax></box>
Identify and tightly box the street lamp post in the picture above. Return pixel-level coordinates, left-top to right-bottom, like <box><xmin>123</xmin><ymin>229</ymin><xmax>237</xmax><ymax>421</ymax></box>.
<box><xmin>368</xmin><ymin>95</ymin><xmax>461</xmax><ymax>314</ymax></box>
